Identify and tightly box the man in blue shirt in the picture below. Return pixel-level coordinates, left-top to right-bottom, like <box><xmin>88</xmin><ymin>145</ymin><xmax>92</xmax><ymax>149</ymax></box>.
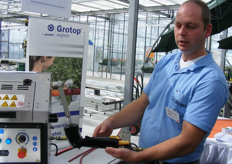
<box><xmin>93</xmin><ymin>0</ymin><xmax>228</xmax><ymax>163</ymax></box>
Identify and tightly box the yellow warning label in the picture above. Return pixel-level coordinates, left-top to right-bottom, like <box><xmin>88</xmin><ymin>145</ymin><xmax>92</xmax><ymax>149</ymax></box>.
<box><xmin>3</xmin><ymin>95</ymin><xmax>9</xmax><ymax>100</ymax></box>
<box><xmin>11</xmin><ymin>95</ymin><xmax>18</xmax><ymax>100</ymax></box>
<box><xmin>2</xmin><ymin>101</ymin><xmax>8</xmax><ymax>107</ymax></box>
<box><xmin>10</xmin><ymin>102</ymin><xmax>16</xmax><ymax>107</ymax></box>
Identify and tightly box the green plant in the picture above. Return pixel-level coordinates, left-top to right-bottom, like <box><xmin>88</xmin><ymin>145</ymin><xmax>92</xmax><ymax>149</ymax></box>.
<box><xmin>46</xmin><ymin>57</ymin><xmax>82</xmax><ymax>89</ymax></box>
<box><xmin>225</xmin><ymin>66</ymin><xmax>232</xmax><ymax>80</ymax></box>
<box><xmin>141</xmin><ymin>66</ymin><xmax>154</xmax><ymax>73</ymax></box>
<box><xmin>102</xmin><ymin>58</ymin><xmax>119</xmax><ymax>66</ymax></box>
<box><xmin>120</xmin><ymin>59</ymin><xmax>126</xmax><ymax>66</ymax></box>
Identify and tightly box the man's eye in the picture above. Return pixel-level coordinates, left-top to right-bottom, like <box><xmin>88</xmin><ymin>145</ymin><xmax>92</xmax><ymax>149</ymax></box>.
<box><xmin>175</xmin><ymin>24</ymin><xmax>181</xmax><ymax>29</ymax></box>
<box><xmin>187</xmin><ymin>25</ymin><xmax>196</xmax><ymax>29</ymax></box>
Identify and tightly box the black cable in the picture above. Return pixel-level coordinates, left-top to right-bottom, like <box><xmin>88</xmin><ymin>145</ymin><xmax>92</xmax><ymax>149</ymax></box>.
<box><xmin>130</xmin><ymin>142</ymin><xmax>139</xmax><ymax>148</ymax></box>
<box><xmin>106</xmin><ymin>158</ymin><xmax>118</xmax><ymax>164</ymax></box>
<box><xmin>55</xmin><ymin>146</ymin><xmax>73</xmax><ymax>156</ymax></box>
<box><xmin>50</xmin><ymin>143</ymin><xmax>58</xmax><ymax>156</ymax></box>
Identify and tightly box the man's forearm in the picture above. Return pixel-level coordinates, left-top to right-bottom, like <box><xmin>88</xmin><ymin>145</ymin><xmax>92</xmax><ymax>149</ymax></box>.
<box><xmin>137</xmin><ymin>135</ymin><xmax>194</xmax><ymax>162</ymax></box>
<box><xmin>135</xmin><ymin>121</ymin><xmax>206</xmax><ymax>162</ymax></box>
<box><xmin>108</xmin><ymin>93</ymin><xmax>149</xmax><ymax>130</ymax></box>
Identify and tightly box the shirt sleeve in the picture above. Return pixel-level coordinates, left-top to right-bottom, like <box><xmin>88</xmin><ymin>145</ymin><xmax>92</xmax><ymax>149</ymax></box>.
<box><xmin>143</xmin><ymin>70</ymin><xmax>155</xmax><ymax>96</ymax></box>
<box><xmin>184</xmin><ymin>79</ymin><xmax>228</xmax><ymax>133</ymax></box>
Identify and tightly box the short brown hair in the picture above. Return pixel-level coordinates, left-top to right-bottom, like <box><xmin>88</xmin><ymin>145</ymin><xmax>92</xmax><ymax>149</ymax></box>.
<box><xmin>29</xmin><ymin>56</ymin><xmax>53</xmax><ymax>71</ymax></box>
<box><xmin>182</xmin><ymin>0</ymin><xmax>211</xmax><ymax>29</ymax></box>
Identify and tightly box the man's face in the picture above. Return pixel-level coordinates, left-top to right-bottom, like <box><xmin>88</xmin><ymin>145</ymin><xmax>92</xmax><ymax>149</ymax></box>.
<box><xmin>174</xmin><ymin>2</ymin><xmax>211</xmax><ymax>56</ymax></box>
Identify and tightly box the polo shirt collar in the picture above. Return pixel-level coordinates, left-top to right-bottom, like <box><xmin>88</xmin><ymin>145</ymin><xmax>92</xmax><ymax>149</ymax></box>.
<box><xmin>174</xmin><ymin>51</ymin><xmax>214</xmax><ymax>72</ymax></box>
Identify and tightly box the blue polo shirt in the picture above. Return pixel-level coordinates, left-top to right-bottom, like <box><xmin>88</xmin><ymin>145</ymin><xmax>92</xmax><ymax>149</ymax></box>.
<box><xmin>139</xmin><ymin>51</ymin><xmax>228</xmax><ymax>163</ymax></box>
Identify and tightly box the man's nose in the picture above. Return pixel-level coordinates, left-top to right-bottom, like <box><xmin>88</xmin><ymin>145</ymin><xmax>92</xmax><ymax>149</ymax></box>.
<box><xmin>179</xmin><ymin>26</ymin><xmax>187</xmax><ymax>35</ymax></box>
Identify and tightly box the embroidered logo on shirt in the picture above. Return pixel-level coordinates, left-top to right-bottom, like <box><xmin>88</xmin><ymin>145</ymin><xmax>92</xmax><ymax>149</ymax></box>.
<box><xmin>171</xmin><ymin>96</ymin><xmax>187</xmax><ymax>108</ymax></box>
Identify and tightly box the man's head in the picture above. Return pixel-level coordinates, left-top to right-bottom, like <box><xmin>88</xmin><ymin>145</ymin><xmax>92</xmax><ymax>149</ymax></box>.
<box><xmin>174</xmin><ymin>0</ymin><xmax>212</xmax><ymax>59</ymax></box>
<box><xmin>29</xmin><ymin>56</ymin><xmax>55</xmax><ymax>72</ymax></box>
<box><xmin>182</xmin><ymin>0</ymin><xmax>211</xmax><ymax>30</ymax></box>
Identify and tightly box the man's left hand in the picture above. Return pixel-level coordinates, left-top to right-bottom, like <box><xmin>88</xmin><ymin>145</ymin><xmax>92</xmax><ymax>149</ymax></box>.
<box><xmin>105</xmin><ymin>147</ymin><xmax>140</xmax><ymax>163</ymax></box>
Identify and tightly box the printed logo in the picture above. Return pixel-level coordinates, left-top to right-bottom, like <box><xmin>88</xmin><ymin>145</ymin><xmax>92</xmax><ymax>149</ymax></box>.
<box><xmin>44</xmin><ymin>24</ymin><xmax>82</xmax><ymax>39</ymax></box>
<box><xmin>48</xmin><ymin>24</ymin><xmax>54</xmax><ymax>32</ymax></box>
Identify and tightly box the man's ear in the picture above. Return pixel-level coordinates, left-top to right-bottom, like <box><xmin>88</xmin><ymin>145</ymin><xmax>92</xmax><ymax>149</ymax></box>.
<box><xmin>205</xmin><ymin>23</ymin><xmax>212</xmax><ymax>38</ymax></box>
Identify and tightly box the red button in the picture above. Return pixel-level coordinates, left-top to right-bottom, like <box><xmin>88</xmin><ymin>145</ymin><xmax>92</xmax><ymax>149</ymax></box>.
<box><xmin>18</xmin><ymin>150</ymin><xmax>26</xmax><ymax>159</ymax></box>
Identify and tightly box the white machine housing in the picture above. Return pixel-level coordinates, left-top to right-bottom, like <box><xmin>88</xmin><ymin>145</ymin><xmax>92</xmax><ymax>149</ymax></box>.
<box><xmin>0</xmin><ymin>71</ymin><xmax>51</xmax><ymax>164</ymax></box>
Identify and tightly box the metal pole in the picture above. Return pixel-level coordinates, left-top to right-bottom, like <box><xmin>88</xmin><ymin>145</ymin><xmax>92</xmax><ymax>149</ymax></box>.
<box><xmin>93</xmin><ymin>17</ymin><xmax>97</xmax><ymax>76</ymax></box>
<box><xmin>101</xmin><ymin>15</ymin><xmax>107</xmax><ymax>78</ymax></box>
<box><xmin>106</xmin><ymin>15</ymin><xmax>113</xmax><ymax>78</ymax></box>
<box><xmin>120</xmin><ymin>13</ymin><xmax>126</xmax><ymax>80</ymax></box>
<box><xmin>0</xmin><ymin>19</ymin><xmax>2</xmax><ymax>58</ymax></box>
<box><xmin>119</xmin><ymin>0</ymin><xmax>139</xmax><ymax>141</ymax></box>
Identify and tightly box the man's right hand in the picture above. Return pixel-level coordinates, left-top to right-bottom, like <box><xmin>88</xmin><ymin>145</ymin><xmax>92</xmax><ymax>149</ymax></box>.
<box><xmin>92</xmin><ymin>119</ymin><xmax>114</xmax><ymax>137</ymax></box>
<box><xmin>93</xmin><ymin>92</ymin><xmax>149</xmax><ymax>138</ymax></box>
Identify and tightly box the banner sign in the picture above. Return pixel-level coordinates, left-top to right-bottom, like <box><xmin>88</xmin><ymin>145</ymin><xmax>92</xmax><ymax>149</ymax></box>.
<box><xmin>27</xmin><ymin>17</ymin><xmax>89</xmax><ymax>58</ymax></box>
<box><xmin>26</xmin><ymin>18</ymin><xmax>89</xmax><ymax>142</ymax></box>
<box><xmin>22</xmin><ymin>0</ymin><xmax>72</xmax><ymax>18</ymax></box>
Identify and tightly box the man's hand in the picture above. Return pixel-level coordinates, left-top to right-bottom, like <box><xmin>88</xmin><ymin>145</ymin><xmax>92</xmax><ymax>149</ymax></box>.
<box><xmin>92</xmin><ymin>119</ymin><xmax>114</xmax><ymax>137</ymax></box>
<box><xmin>105</xmin><ymin>147</ymin><xmax>141</xmax><ymax>163</ymax></box>
<box><xmin>105</xmin><ymin>121</ymin><xmax>207</xmax><ymax>163</ymax></box>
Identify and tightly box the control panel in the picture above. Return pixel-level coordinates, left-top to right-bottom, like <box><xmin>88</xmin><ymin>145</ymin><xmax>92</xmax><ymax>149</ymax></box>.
<box><xmin>0</xmin><ymin>123</ymin><xmax>48</xmax><ymax>164</ymax></box>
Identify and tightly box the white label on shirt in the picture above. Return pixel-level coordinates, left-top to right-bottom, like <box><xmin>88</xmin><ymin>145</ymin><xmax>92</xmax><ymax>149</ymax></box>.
<box><xmin>166</xmin><ymin>107</ymin><xmax>180</xmax><ymax>123</ymax></box>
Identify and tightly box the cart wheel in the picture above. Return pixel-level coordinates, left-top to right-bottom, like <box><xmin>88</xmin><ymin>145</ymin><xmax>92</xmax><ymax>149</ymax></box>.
<box><xmin>130</xmin><ymin>124</ymin><xmax>140</xmax><ymax>136</ymax></box>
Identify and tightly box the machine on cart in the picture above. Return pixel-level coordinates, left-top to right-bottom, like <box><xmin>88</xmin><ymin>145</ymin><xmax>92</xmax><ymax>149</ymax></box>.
<box><xmin>0</xmin><ymin>71</ymin><xmax>52</xmax><ymax>164</ymax></box>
